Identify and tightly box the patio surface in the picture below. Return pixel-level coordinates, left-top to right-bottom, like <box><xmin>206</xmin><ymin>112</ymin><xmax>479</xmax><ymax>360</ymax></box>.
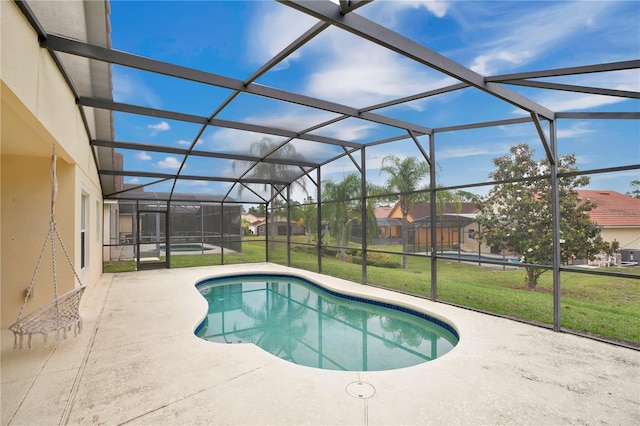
<box><xmin>2</xmin><ymin>263</ymin><xmax>639</xmax><ymax>425</ymax></box>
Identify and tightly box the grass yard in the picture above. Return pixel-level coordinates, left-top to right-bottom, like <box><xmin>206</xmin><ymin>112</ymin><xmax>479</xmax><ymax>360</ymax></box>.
<box><xmin>103</xmin><ymin>238</ymin><xmax>640</xmax><ymax>346</ymax></box>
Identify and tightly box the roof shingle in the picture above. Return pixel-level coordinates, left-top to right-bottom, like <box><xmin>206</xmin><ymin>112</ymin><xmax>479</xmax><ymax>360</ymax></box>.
<box><xmin>577</xmin><ymin>190</ymin><xmax>640</xmax><ymax>227</ymax></box>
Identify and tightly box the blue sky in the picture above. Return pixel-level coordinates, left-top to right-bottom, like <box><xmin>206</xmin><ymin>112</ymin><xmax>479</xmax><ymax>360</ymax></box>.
<box><xmin>108</xmin><ymin>0</ymin><xmax>639</xmax><ymax>202</ymax></box>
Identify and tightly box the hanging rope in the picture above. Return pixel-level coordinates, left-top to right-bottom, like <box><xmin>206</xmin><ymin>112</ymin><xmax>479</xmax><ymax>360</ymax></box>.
<box><xmin>9</xmin><ymin>146</ymin><xmax>86</xmax><ymax>350</ymax></box>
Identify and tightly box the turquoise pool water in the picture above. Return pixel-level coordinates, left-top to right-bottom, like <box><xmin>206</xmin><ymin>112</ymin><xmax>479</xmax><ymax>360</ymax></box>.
<box><xmin>195</xmin><ymin>274</ymin><xmax>459</xmax><ymax>371</ymax></box>
<box><xmin>160</xmin><ymin>243</ymin><xmax>214</xmax><ymax>252</ymax></box>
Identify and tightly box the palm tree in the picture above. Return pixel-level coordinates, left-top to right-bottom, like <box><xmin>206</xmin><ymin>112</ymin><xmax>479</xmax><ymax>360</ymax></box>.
<box><xmin>451</xmin><ymin>191</ymin><xmax>463</xmax><ymax>256</ymax></box>
<box><xmin>232</xmin><ymin>137</ymin><xmax>307</xmax><ymax>248</ymax></box>
<box><xmin>379</xmin><ymin>155</ymin><xmax>430</xmax><ymax>268</ymax></box>
<box><xmin>435</xmin><ymin>188</ymin><xmax>459</xmax><ymax>253</ymax></box>
<box><xmin>297</xmin><ymin>196</ymin><xmax>317</xmax><ymax>243</ymax></box>
<box><xmin>322</xmin><ymin>174</ymin><xmax>361</xmax><ymax>261</ymax></box>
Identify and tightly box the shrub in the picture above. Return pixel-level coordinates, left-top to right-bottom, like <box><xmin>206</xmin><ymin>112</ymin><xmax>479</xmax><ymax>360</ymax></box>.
<box><xmin>323</xmin><ymin>247</ymin><xmax>339</xmax><ymax>257</ymax></box>
<box><xmin>292</xmin><ymin>245</ymin><xmax>316</xmax><ymax>255</ymax></box>
<box><xmin>352</xmin><ymin>253</ymin><xmax>399</xmax><ymax>268</ymax></box>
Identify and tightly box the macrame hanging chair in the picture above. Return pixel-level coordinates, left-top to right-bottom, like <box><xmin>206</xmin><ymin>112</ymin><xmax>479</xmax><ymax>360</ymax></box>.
<box><xmin>9</xmin><ymin>147</ymin><xmax>86</xmax><ymax>350</ymax></box>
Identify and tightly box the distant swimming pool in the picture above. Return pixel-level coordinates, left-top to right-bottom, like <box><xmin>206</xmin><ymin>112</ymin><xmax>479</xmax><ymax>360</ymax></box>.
<box><xmin>160</xmin><ymin>243</ymin><xmax>215</xmax><ymax>252</ymax></box>
<box><xmin>195</xmin><ymin>274</ymin><xmax>459</xmax><ymax>371</ymax></box>
<box><xmin>447</xmin><ymin>253</ymin><xmax>520</xmax><ymax>263</ymax></box>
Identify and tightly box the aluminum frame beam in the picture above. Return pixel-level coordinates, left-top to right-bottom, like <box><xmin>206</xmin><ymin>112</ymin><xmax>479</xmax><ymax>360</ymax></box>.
<box><xmin>486</xmin><ymin>59</ymin><xmax>640</xmax><ymax>82</ymax></box>
<box><xmin>360</xmin><ymin>82</ymin><xmax>468</xmax><ymax>114</ymax></box>
<box><xmin>556</xmin><ymin>112</ymin><xmax>640</xmax><ymax>119</ymax></box>
<box><xmin>339</xmin><ymin>0</ymin><xmax>373</xmax><ymax>15</ymax></box>
<box><xmin>90</xmin><ymin>139</ymin><xmax>319</xmax><ymax>168</ymax></box>
<box><xmin>79</xmin><ymin>97</ymin><xmax>363</xmax><ymax>149</ymax></box>
<box><xmin>99</xmin><ymin>169</ymin><xmax>291</xmax><ymax>186</ymax></box>
<box><xmin>504</xmin><ymin>79</ymin><xmax>640</xmax><ymax>99</ymax></box>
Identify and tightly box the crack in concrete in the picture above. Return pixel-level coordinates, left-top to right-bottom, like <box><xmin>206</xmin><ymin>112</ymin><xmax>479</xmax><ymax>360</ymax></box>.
<box><xmin>116</xmin><ymin>362</ymin><xmax>274</xmax><ymax>425</ymax></box>
<box><xmin>60</xmin><ymin>275</ymin><xmax>115</xmax><ymax>426</ymax></box>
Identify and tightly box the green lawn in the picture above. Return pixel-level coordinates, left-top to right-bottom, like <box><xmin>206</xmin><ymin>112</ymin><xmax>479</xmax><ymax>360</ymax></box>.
<box><xmin>103</xmin><ymin>238</ymin><xmax>640</xmax><ymax>346</ymax></box>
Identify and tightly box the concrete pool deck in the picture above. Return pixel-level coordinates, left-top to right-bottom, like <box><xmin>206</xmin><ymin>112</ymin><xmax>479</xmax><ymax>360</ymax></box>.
<box><xmin>2</xmin><ymin>263</ymin><xmax>638</xmax><ymax>425</ymax></box>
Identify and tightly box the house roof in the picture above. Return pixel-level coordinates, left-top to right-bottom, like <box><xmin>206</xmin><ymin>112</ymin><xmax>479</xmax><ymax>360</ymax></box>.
<box><xmin>374</xmin><ymin>207</ymin><xmax>393</xmax><ymax>219</ymax></box>
<box><xmin>389</xmin><ymin>201</ymin><xmax>478</xmax><ymax>221</ymax></box>
<box><xmin>577</xmin><ymin>190</ymin><xmax>640</xmax><ymax>227</ymax></box>
<box><xmin>243</xmin><ymin>212</ymin><xmax>266</xmax><ymax>223</ymax></box>
<box><xmin>254</xmin><ymin>218</ymin><xmax>300</xmax><ymax>227</ymax></box>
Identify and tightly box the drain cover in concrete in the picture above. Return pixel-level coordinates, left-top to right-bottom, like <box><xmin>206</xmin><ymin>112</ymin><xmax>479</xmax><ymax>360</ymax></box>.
<box><xmin>346</xmin><ymin>381</ymin><xmax>375</xmax><ymax>399</ymax></box>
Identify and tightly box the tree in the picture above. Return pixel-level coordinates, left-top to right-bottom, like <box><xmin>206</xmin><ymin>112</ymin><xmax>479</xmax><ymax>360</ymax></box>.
<box><xmin>322</xmin><ymin>174</ymin><xmax>361</xmax><ymax>262</ymax></box>
<box><xmin>248</xmin><ymin>205</ymin><xmax>266</xmax><ymax>216</ymax></box>
<box><xmin>297</xmin><ymin>196</ymin><xmax>318</xmax><ymax>243</ymax></box>
<box><xmin>379</xmin><ymin>155</ymin><xmax>430</xmax><ymax>268</ymax></box>
<box><xmin>232</xmin><ymin>138</ymin><xmax>307</xmax><ymax>247</ymax></box>
<box><xmin>475</xmin><ymin>143</ymin><xmax>607</xmax><ymax>288</ymax></box>
<box><xmin>435</xmin><ymin>189</ymin><xmax>461</xmax><ymax>253</ymax></box>
<box><xmin>627</xmin><ymin>180</ymin><xmax>640</xmax><ymax>199</ymax></box>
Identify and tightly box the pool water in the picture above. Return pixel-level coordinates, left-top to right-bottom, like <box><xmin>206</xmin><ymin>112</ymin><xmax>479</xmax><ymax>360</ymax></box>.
<box><xmin>160</xmin><ymin>243</ymin><xmax>214</xmax><ymax>252</ymax></box>
<box><xmin>195</xmin><ymin>274</ymin><xmax>458</xmax><ymax>371</ymax></box>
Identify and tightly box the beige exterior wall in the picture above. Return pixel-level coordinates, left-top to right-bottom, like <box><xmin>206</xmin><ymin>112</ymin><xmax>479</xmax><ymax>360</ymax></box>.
<box><xmin>1</xmin><ymin>2</ymin><xmax>104</xmax><ymax>327</ymax></box>
<box><xmin>602</xmin><ymin>228</ymin><xmax>640</xmax><ymax>251</ymax></box>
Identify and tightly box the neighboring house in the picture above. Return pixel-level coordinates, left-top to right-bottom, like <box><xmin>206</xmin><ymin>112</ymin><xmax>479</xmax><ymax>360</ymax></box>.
<box><xmin>242</xmin><ymin>212</ymin><xmax>265</xmax><ymax>235</ymax></box>
<box><xmin>255</xmin><ymin>217</ymin><xmax>305</xmax><ymax>236</ymax></box>
<box><xmin>577</xmin><ymin>190</ymin><xmax>640</xmax><ymax>258</ymax></box>
<box><xmin>373</xmin><ymin>206</ymin><xmax>400</xmax><ymax>240</ymax></box>
<box><xmin>372</xmin><ymin>191</ymin><xmax>640</xmax><ymax>259</ymax></box>
<box><xmin>387</xmin><ymin>201</ymin><xmax>479</xmax><ymax>249</ymax></box>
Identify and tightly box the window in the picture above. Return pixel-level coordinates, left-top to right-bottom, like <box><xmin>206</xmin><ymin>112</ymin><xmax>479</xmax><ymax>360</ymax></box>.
<box><xmin>81</xmin><ymin>192</ymin><xmax>89</xmax><ymax>269</ymax></box>
<box><xmin>96</xmin><ymin>200</ymin><xmax>100</xmax><ymax>241</ymax></box>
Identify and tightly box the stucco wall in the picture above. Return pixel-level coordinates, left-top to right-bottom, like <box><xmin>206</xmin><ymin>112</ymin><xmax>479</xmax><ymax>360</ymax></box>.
<box><xmin>602</xmin><ymin>228</ymin><xmax>640</xmax><ymax>251</ymax></box>
<box><xmin>1</xmin><ymin>156</ymin><xmax>76</xmax><ymax>326</ymax></box>
<box><xmin>1</xmin><ymin>1</ymin><xmax>105</xmax><ymax>327</ymax></box>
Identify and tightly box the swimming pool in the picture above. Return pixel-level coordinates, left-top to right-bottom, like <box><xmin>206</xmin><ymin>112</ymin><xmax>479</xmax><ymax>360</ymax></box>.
<box><xmin>159</xmin><ymin>243</ymin><xmax>215</xmax><ymax>252</ymax></box>
<box><xmin>195</xmin><ymin>274</ymin><xmax>459</xmax><ymax>371</ymax></box>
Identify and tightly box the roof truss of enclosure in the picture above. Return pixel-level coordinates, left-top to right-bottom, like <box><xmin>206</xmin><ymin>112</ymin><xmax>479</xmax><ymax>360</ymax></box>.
<box><xmin>16</xmin><ymin>0</ymin><xmax>640</xmax><ymax>205</ymax></box>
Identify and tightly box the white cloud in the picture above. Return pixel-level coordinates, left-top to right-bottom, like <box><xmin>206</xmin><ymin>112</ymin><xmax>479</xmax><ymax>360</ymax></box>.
<box><xmin>248</xmin><ymin>3</ymin><xmax>451</xmax><ymax>108</ymax></box>
<box><xmin>309</xmin><ymin>119</ymin><xmax>376</xmax><ymax>141</ymax></box>
<box><xmin>246</xmin><ymin>3</ymin><xmax>317</xmax><ymax>68</ymax></box>
<box><xmin>464</xmin><ymin>1</ymin><xmax>613</xmax><ymax>75</ymax></box>
<box><xmin>135</xmin><ymin>151</ymin><xmax>152</xmax><ymax>161</ymax></box>
<box><xmin>245</xmin><ymin>109</ymin><xmax>378</xmax><ymax>141</ymax></box>
<box><xmin>400</xmin><ymin>0</ymin><xmax>449</xmax><ymax>18</ymax></box>
<box><xmin>207</xmin><ymin>128</ymin><xmax>277</xmax><ymax>154</ymax></box>
<box><xmin>156</xmin><ymin>157</ymin><xmax>182</xmax><ymax>170</ymax></box>
<box><xmin>148</xmin><ymin>121</ymin><xmax>170</xmax><ymax>135</ymax></box>
<box><xmin>246</xmin><ymin>109</ymin><xmax>337</xmax><ymax>133</ymax></box>
<box><xmin>470</xmin><ymin>51</ymin><xmax>526</xmax><ymax>76</ymax></box>
<box><xmin>535</xmin><ymin>92</ymin><xmax>624</xmax><ymax>112</ymax></box>
<box><xmin>334</xmin><ymin>0</ymin><xmax>450</xmax><ymax>20</ymax></box>
<box><xmin>556</xmin><ymin>122</ymin><xmax>594</xmax><ymax>139</ymax></box>
<box><xmin>207</xmin><ymin>124</ymin><xmax>340</xmax><ymax>164</ymax></box>
<box><xmin>125</xmin><ymin>177</ymin><xmax>140</xmax><ymax>184</ymax></box>
<box><xmin>305</xmin><ymin>31</ymin><xmax>450</xmax><ymax>107</ymax></box>
<box><xmin>437</xmin><ymin>145</ymin><xmax>502</xmax><ymax>161</ymax></box>
<box><xmin>363</xmin><ymin>0</ymin><xmax>451</xmax><ymax>27</ymax></box>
